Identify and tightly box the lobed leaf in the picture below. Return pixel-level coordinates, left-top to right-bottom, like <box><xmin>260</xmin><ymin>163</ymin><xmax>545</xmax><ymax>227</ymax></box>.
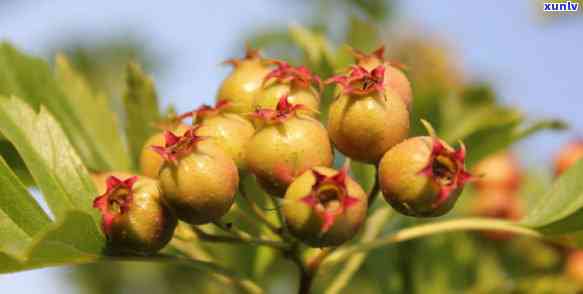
<box><xmin>0</xmin><ymin>155</ymin><xmax>51</xmax><ymax>251</ymax></box>
<box><xmin>54</xmin><ymin>54</ymin><xmax>131</xmax><ymax>172</ymax></box>
<box><xmin>0</xmin><ymin>210</ymin><xmax>104</xmax><ymax>273</ymax></box>
<box><xmin>0</xmin><ymin>96</ymin><xmax>98</xmax><ymax>220</ymax></box>
<box><xmin>0</xmin><ymin>43</ymin><xmax>130</xmax><ymax>171</ymax></box>
<box><xmin>122</xmin><ymin>62</ymin><xmax>161</xmax><ymax>167</ymax></box>
<box><xmin>521</xmin><ymin>158</ymin><xmax>583</xmax><ymax>234</ymax></box>
<box><xmin>463</xmin><ymin>118</ymin><xmax>566</xmax><ymax>166</ymax></box>
<box><xmin>289</xmin><ymin>24</ymin><xmax>337</xmax><ymax>73</ymax></box>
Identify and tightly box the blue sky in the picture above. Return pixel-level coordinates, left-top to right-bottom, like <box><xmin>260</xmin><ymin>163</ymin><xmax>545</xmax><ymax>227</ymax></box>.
<box><xmin>0</xmin><ymin>0</ymin><xmax>582</xmax><ymax>293</ymax></box>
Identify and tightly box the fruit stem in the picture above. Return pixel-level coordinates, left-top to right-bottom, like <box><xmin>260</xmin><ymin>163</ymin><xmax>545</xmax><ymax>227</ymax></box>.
<box><xmin>323</xmin><ymin>207</ymin><xmax>393</xmax><ymax>294</ymax></box>
<box><xmin>239</xmin><ymin>181</ymin><xmax>285</xmax><ymax>238</ymax></box>
<box><xmin>420</xmin><ymin>119</ymin><xmax>437</xmax><ymax>138</ymax></box>
<box><xmin>298</xmin><ymin>268</ymin><xmax>314</xmax><ymax>294</ymax></box>
<box><xmin>169</xmin><ymin>239</ymin><xmax>264</xmax><ymax>294</ymax></box>
<box><xmin>284</xmin><ymin>242</ymin><xmax>314</xmax><ymax>294</ymax></box>
<box><xmin>324</xmin><ymin>218</ymin><xmax>542</xmax><ymax>266</ymax></box>
<box><xmin>193</xmin><ymin>225</ymin><xmax>289</xmax><ymax>250</ymax></box>
<box><xmin>367</xmin><ymin>166</ymin><xmax>380</xmax><ymax>208</ymax></box>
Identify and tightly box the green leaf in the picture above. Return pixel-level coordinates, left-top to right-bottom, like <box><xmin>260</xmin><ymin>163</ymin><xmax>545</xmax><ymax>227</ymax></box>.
<box><xmin>122</xmin><ymin>62</ymin><xmax>161</xmax><ymax>167</ymax></box>
<box><xmin>0</xmin><ymin>210</ymin><xmax>104</xmax><ymax>274</ymax></box>
<box><xmin>0</xmin><ymin>43</ymin><xmax>47</xmax><ymax>107</ymax></box>
<box><xmin>252</xmin><ymin>235</ymin><xmax>276</xmax><ymax>278</ymax></box>
<box><xmin>288</xmin><ymin>24</ymin><xmax>337</xmax><ymax>73</ymax></box>
<box><xmin>54</xmin><ymin>54</ymin><xmax>131</xmax><ymax>172</ymax></box>
<box><xmin>0</xmin><ymin>96</ymin><xmax>98</xmax><ymax>220</ymax></box>
<box><xmin>0</xmin><ymin>154</ymin><xmax>51</xmax><ymax>240</ymax></box>
<box><xmin>464</xmin><ymin>118</ymin><xmax>566</xmax><ymax>166</ymax></box>
<box><xmin>345</xmin><ymin>16</ymin><xmax>380</xmax><ymax>53</ymax></box>
<box><xmin>24</xmin><ymin>210</ymin><xmax>104</xmax><ymax>266</ymax></box>
<box><xmin>0</xmin><ymin>42</ymin><xmax>127</xmax><ymax>171</ymax></box>
<box><xmin>441</xmin><ymin>106</ymin><xmax>522</xmax><ymax>144</ymax></box>
<box><xmin>350</xmin><ymin>161</ymin><xmax>376</xmax><ymax>193</ymax></box>
<box><xmin>521</xmin><ymin>159</ymin><xmax>583</xmax><ymax>234</ymax></box>
<box><xmin>0</xmin><ymin>140</ymin><xmax>33</xmax><ymax>186</ymax></box>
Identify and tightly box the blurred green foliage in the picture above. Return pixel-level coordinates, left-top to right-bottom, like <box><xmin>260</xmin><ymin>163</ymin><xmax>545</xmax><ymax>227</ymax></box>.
<box><xmin>0</xmin><ymin>0</ymin><xmax>580</xmax><ymax>294</ymax></box>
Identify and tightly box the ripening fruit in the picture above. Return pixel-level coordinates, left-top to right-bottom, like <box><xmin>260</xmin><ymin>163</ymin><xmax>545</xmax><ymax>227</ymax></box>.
<box><xmin>327</xmin><ymin>65</ymin><xmax>410</xmax><ymax>163</ymax></box>
<box><xmin>140</xmin><ymin>124</ymin><xmax>191</xmax><ymax>178</ymax></box>
<box><xmin>246</xmin><ymin>95</ymin><xmax>333</xmax><ymax>196</ymax></box>
<box><xmin>566</xmin><ymin>251</ymin><xmax>583</xmax><ymax>284</ymax></box>
<box><xmin>473</xmin><ymin>152</ymin><xmax>522</xmax><ymax>191</ymax></box>
<box><xmin>93</xmin><ymin>175</ymin><xmax>177</xmax><ymax>255</ymax></box>
<box><xmin>379</xmin><ymin>133</ymin><xmax>472</xmax><ymax>217</ymax></box>
<box><xmin>472</xmin><ymin>190</ymin><xmax>523</xmax><ymax>240</ymax></box>
<box><xmin>189</xmin><ymin>100</ymin><xmax>255</xmax><ymax>170</ymax></box>
<box><xmin>91</xmin><ymin>171</ymin><xmax>134</xmax><ymax>192</ymax></box>
<box><xmin>350</xmin><ymin>46</ymin><xmax>413</xmax><ymax>110</ymax></box>
<box><xmin>254</xmin><ymin>60</ymin><xmax>321</xmax><ymax>116</ymax></box>
<box><xmin>554</xmin><ymin>139</ymin><xmax>583</xmax><ymax>176</ymax></box>
<box><xmin>217</xmin><ymin>47</ymin><xmax>272</xmax><ymax>114</ymax></box>
<box><xmin>282</xmin><ymin>167</ymin><xmax>367</xmax><ymax>247</ymax></box>
<box><xmin>155</xmin><ymin>127</ymin><xmax>239</xmax><ymax>225</ymax></box>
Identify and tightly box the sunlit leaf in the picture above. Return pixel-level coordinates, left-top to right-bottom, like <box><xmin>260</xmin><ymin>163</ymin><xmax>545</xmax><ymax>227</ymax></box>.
<box><xmin>289</xmin><ymin>24</ymin><xmax>337</xmax><ymax>74</ymax></box>
<box><xmin>345</xmin><ymin>16</ymin><xmax>380</xmax><ymax>53</ymax></box>
<box><xmin>122</xmin><ymin>62</ymin><xmax>161</xmax><ymax>167</ymax></box>
<box><xmin>0</xmin><ymin>43</ymin><xmax>127</xmax><ymax>171</ymax></box>
<box><xmin>522</xmin><ymin>158</ymin><xmax>583</xmax><ymax>234</ymax></box>
<box><xmin>0</xmin><ymin>210</ymin><xmax>103</xmax><ymax>273</ymax></box>
<box><xmin>0</xmin><ymin>155</ymin><xmax>51</xmax><ymax>237</ymax></box>
<box><xmin>0</xmin><ymin>96</ymin><xmax>98</xmax><ymax>220</ymax></box>
<box><xmin>54</xmin><ymin>54</ymin><xmax>131</xmax><ymax>172</ymax></box>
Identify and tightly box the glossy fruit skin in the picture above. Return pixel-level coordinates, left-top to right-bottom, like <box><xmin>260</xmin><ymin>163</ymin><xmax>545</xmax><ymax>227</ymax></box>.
<box><xmin>217</xmin><ymin>56</ymin><xmax>272</xmax><ymax>115</ymax></box>
<box><xmin>352</xmin><ymin>47</ymin><xmax>413</xmax><ymax>110</ymax></box>
<box><xmin>159</xmin><ymin>140</ymin><xmax>239</xmax><ymax>225</ymax></box>
<box><xmin>379</xmin><ymin>136</ymin><xmax>465</xmax><ymax>217</ymax></box>
<box><xmin>197</xmin><ymin>112</ymin><xmax>255</xmax><ymax>170</ymax></box>
<box><xmin>140</xmin><ymin>124</ymin><xmax>191</xmax><ymax>178</ymax></box>
<box><xmin>246</xmin><ymin>116</ymin><xmax>333</xmax><ymax>196</ymax></box>
<box><xmin>94</xmin><ymin>176</ymin><xmax>177</xmax><ymax>255</ymax></box>
<box><xmin>327</xmin><ymin>87</ymin><xmax>409</xmax><ymax>163</ymax></box>
<box><xmin>554</xmin><ymin>140</ymin><xmax>583</xmax><ymax>176</ymax></box>
<box><xmin>254</xmin><ymin>79</ymin><xmax>320</xmax><ymax>117</ymax></box>
<box><xmin>473</xmin><ymin>152</ymin><xmax>521</xmax><ymax>191</ymax></box>
<box><xmin>282</xmin><ymin>167</ymin><xmax>367</xmax><ymax>247</ymax></box>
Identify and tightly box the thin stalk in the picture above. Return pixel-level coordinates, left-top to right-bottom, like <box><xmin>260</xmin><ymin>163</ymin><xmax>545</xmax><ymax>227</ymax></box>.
<box><xmin>298</xmin><ymin>268</ymin><xmax>314</xmax><ymax>294</ymax></box>
<box><xmin>324</xmin><ymin>207</ymin><xmax>392</xmax><ymax>294</ymax></box>
<box><xmin>239</xmin><ymin>181</ymin><xmax>282</xmax><ymax>235</ymax></box>
<box><xmin>367</xmin><ymin>167</ymin><xmax>380</xmax><ymax>208</ymax></box>
<box><xmin>193</xmin><ymin>226</ymin><xmax>288</xmax><ymax>250</ymax></box>
<box><xmin>325</xmin><ymin>218</ymin><xmax>542</xmax><ymax>266</ymax></box>
<box><xmin>284</xmin><ymin>243</ymin><xmax>314</xmax><ymax>294</ymax></box>
<box><xmin>169</xmin><ymin>239</ymin><xmax>263</xmax><ymax>294</ymax></box>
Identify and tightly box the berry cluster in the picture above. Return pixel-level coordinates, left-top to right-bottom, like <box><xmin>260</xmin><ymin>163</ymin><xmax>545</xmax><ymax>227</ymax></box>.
<box><xmin>93</xmin><ymin>45</ymin><xmax>474</xmax><ymax>254</ymax></box>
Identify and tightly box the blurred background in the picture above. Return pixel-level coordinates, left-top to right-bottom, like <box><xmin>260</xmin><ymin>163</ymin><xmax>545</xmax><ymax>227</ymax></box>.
<box><xmin>0</xmin><ymin>0</ymin><xmax>582</xmax><ymax>293</ymax></box>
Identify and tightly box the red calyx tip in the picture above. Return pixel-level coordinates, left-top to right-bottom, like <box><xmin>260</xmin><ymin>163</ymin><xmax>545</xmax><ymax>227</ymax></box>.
<box><xmin>93</xmin><ymin>176</ymin><xmax>138</xmax><ymax>235</ymax></box>
<box><xmin>300</xmin><ymin>167</ymin><xmax>360</xmax><ymax>233</ymax></box>
<box><xmin>151</xmin><ymin>126</ymin><xmax>205</xmax><ymax>163</ymax></box>
<box><xmin>263</xmin><ymin>60</ymin><xmax>322</xmax><ymax>91</ymax></box>
<box><xmin>250</xmin><ymin>94</ymin><xmax>306</xmax><ymax>124</ymax></box>
<box><xmin>325</xmin><ymin>65</ymin><xmax>386</xmax><ymax>97</ymax></box>
<box><xmin>223</xmin><ymin>46</ymin><xmax>263</xmax><ymax>67</ymax></box>
<box><xmin>417</xmin><ymin>139</ymin><xmax>474</xmax><ymax>209</ymax></box>
<box><xmin>192</xmin><ymin>100</ymin><xmax>230</xmax><ymax>123</ymax></box>
<box><xmin>350</xmin><ymin>45</ymin><xmax>385</xmax><ymax>64</ymax></box>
